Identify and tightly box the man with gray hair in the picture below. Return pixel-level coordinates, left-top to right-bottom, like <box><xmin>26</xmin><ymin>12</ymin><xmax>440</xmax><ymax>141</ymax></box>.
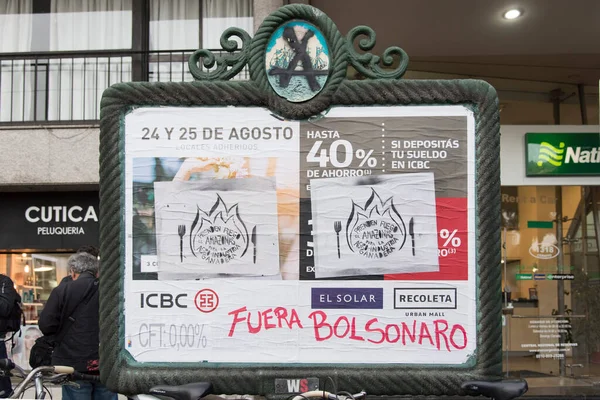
<box><xmin>39</xmin><ymin>252</ymin><xmax>117</xmax><ymax>400</ymax></box>
<box><xmin>68</xmin><ymin>252</ymin><xmax>99</xmax><ymax>277</ymax></box>
<box><xmin>58</xmin><ymin>245</ymin><xmax>100</xmax><ymax>286</ymax></box>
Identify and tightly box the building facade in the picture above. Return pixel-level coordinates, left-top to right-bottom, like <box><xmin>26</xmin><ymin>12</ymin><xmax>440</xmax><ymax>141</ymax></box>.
<box><xmin>1</xmin><ymin>0</ymin><xmax>600</xmax><ymax>397</ymax></box>
<box><xmin>0</xmin><ymin>0</ymin><xmax>258</xmax><ymax>371</ymax></box>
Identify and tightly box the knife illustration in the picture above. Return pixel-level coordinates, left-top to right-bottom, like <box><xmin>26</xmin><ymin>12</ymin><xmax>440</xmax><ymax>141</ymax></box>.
<box><xmin>251</xmin><ymin>226</ymin><xmax>257</xmax><ymax>264</ymax></box>
<box><xmin>409</xmin><ymin>217</ymin><xmax>415</xmax><ymax>256</ymax></box>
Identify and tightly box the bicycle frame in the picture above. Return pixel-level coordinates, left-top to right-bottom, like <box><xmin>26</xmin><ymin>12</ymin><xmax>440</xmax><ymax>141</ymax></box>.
<box><xmin>9</xmin><ymin>365</ymin><xmax>74</xmax><ymax>399</ymax></box>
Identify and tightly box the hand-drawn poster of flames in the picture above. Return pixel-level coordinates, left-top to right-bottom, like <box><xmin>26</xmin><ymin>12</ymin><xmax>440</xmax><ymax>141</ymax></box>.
<box><xmin>299</xmin><ymin>111</ymin><xmax>470</xmax><ymax>282</ymax></box>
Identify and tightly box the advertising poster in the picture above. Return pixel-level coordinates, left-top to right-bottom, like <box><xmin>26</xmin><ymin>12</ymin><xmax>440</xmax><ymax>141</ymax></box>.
<box><xmin>124</xmin><ymin>105</ymin><xmax>476</xmax><ymax>364</ymax></box>
<box><xmin>5</xmin><ymin>325</ymin><xmax>42</xmax><ymax>370</ymax></box>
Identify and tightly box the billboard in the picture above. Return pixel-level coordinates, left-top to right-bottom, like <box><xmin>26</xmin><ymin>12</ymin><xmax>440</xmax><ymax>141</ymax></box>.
<box><xmin>98</xmin><ymin>4</ymin><xmax>501</xmax><ymax>397</ymax></box>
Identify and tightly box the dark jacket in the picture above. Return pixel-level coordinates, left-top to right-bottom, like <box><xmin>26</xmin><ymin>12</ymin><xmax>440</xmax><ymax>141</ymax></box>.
<box><xmin>0</xmin><ymin>275</ymin><xmax>15</xmax><ymax>319</ymax></box>
<box><xmin>0</xmin><ymin>274</ymin><xmax>20</xmax><ymax>335</ymax></box>
<box><xmin>59</xmin><ymin>275</ymin><xmax>73</xmax><ymax>285</ymax></box>
<box><xmin>38</xmin><ymin>271</ymin><xmax>99</xmax><ymax>372</ymax></box>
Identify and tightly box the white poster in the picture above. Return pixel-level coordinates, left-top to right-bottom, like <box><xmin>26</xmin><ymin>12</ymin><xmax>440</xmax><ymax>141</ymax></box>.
<box><xmin>123</xmin><ymin>106</ymin><xmax>476</xmax><ymax>365</ymax></box>
<box><xmin>311</xmin><ymin>173</ymin><xmax>439</xmax><ymax>278</ymax></box>
<box><xmin>154</xmin><ymin>178</ymin><xmax>280</xmax><ymax>279</ymax></box>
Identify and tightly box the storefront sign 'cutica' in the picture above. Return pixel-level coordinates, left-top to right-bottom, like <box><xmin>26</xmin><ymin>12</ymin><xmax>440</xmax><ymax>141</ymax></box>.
<box><xmin>25</xmin><ymin>205</ymin><xmax>98</xmax><ymax>223</ymax></box>
<box><xmin>0</xmin><ymin>192</ymin><xmax>99</xmax><ymax>250</ymax></box>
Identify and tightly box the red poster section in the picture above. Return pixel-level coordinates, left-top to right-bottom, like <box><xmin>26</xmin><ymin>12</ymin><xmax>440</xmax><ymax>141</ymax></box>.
<box><xmin>385</xmin><ymin>198</ymin><xmax>469</xmax><ymax>281</ymax></box>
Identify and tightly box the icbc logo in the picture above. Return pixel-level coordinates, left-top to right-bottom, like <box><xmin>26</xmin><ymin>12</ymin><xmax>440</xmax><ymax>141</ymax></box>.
<box><xmin>194</xmin><ymin>289</ymin><xmax>219</xmax><ymax>313</ymax></box>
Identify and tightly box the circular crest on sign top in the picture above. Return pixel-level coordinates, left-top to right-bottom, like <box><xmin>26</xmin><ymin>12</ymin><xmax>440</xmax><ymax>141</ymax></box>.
<box><xmin>265</xmin><ymin>21</ymin><xmax>330</xmax><ymax>103</ymax></box>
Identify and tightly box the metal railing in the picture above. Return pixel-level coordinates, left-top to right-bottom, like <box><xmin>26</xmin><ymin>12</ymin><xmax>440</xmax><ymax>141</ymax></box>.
<box><xmin>0</xmin><ymin>49</ymin><xmax>249</xmax><ymax>123</ymax></box>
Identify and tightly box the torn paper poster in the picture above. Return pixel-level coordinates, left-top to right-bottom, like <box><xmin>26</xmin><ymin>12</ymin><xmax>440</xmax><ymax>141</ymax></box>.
<box><xmin>310</xmin><ymin>172</ymin><xmax>439</xmax><ymax>278</ymax></box>
<box><xmin>154</xmin><ymin>177</ymin><xmax>280</xmax><ymax>279</ymax></box>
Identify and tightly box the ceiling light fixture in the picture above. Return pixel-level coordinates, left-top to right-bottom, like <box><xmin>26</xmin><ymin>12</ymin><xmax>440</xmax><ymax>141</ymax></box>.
<box><xmin>503</xmin><ymin>9</ymin><xmax>522</xmax><ymax>20</ymax></box>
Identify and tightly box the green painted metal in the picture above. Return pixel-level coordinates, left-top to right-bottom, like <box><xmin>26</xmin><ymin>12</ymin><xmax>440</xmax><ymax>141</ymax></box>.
<box><xmin>98</xmin><ymin>3</ymin><xmax>501</xmax><ymax>397</ymax></box>
<box><xmin>188</xmin><ymin>27</ymin><xmax>252</xmax><ymax>81</ymax></box>
<box><xmin>345</xmin><ymin>26</ymin><xmax>409</xmax><ymax>80</ymax></box>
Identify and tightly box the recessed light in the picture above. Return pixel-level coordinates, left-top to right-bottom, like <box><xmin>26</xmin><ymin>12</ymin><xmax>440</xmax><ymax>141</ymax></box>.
<box><xmin>503</xmin><ymin>9</ymin><xmax>522</xmax><ymax>19</ymax></box>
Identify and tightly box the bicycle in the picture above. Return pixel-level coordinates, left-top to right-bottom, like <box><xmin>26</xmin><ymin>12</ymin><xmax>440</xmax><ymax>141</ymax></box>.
<box><xmin>0</xmin><ymin>359</ymin><xmax>100</xmax><ymax>399</ymax></box>
<box><xmin>1</xmin><ymin>358</ymin><xmax>527</xmax><ymax>400</ymax></box>
<box><xmin>132</xmin><ymin>379</ymin><xmax>527</xmax><ymax>400</ymax></box>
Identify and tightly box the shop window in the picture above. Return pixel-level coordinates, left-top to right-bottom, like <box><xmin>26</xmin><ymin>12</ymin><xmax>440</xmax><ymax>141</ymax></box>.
<box><xmin>0</xmin><ymin>252</ymin><xmax>72</xmax><ymax>370</ymax></box>
<box><xmin>2</xmin><ymin>253</ymin><xmax>70</xmax><ymax>324</ymax></box>
<box><xmin>501</xmin><ymin>185</ymin><xmax>600</xmax><ymax>383</ymax></box>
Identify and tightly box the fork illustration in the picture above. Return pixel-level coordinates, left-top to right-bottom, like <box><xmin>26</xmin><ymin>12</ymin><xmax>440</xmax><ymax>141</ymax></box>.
<box><xmin>178</xmin><ymin>224</ymin><xmax>186</xmax><ymax>262</ymax></box>
<box><xmin>334</xmin><ymin>221</ymin><xmax>342</xmax><ymax>258</ymax></box>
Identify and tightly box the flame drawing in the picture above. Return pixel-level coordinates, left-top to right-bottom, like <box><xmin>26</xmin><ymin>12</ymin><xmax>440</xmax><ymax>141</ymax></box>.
<box><xmin>345</xmin><ymin>188</ymin><xmax>407</xmax><ymax>254</ymax></box>
<box><xmin>189</xmin><ymin>194</ymin><xmax>250</xmax><ymax>262</ymax></box>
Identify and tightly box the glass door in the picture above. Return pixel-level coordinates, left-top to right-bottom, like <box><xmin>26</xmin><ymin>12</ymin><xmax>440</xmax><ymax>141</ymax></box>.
<box><xmin>568</xmin><ymin>187</ymin><xmax>600</xmax><ymax>378</ymax></box>
<box><xmin>502</xmin><ymin>186</ymin><xmax>600</xmax><ymax>384</ymax></box>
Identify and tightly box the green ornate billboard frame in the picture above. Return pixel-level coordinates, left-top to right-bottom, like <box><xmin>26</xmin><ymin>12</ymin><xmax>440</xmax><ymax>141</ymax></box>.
<box><xmin>99</xmin><ymin>4</ymin><xmax>501</xmax><ymax>397</ymax></box>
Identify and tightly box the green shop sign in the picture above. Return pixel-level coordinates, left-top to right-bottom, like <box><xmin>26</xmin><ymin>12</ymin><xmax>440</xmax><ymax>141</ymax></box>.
<box><xmin>526</xmin><ymin>132</ymin><xmax>600</xmax><ymax>176</ymax></box>
<box><xmin>516</xmin><ymin>273</ymin><xmax>533</xmax><ymax>280</ymax></box>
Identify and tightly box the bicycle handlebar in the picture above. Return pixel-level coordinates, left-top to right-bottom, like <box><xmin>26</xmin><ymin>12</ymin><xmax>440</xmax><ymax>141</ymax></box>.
<box><xmin>72</xmin><ymin>372</ymin><xmax>101</xmax><ymax>382</ymax></box>
<box><xmin>54</xmin><ymin>366</ymin><xmax>74</xmax><ymax>374</ymax></box>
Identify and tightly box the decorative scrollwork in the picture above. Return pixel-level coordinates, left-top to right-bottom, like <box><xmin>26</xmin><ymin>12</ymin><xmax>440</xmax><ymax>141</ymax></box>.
<box><xmin>188</xmin><ymin>27</ymin><xmax>252</xmax><ymax>81</ymax></box>
<box><xmin>346</xmin><ymin>26</ymin><xmax>409</xmax><ymax>80</ymax></box>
